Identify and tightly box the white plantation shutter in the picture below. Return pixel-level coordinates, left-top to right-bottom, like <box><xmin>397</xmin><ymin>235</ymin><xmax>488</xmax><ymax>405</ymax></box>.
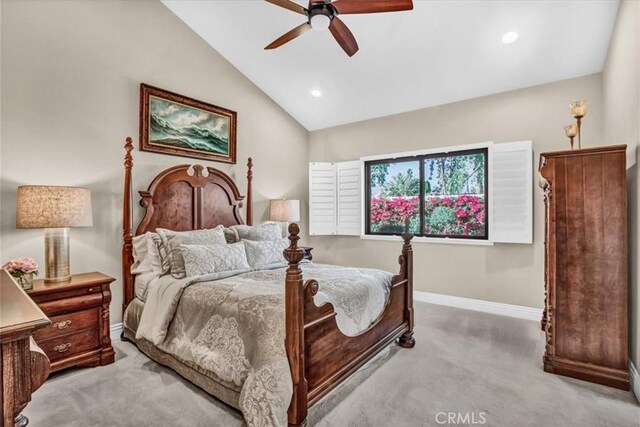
<box><xmin>309</xmin><ymin>163</ymin><xmax>337</xmax><ymax>235</ymax></box>
<box><xmin>336</xmin><ymin>161</ymin><xmax>362</xmax><ymax>235</ymax></box>
<box><xmin>490</xmin><ymin>140</ymin><xmax>533</xmax><ymax>243</ymax></box>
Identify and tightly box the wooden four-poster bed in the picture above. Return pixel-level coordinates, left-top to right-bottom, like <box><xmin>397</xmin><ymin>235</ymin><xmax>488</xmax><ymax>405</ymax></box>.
<box><xmin>120</xmin><ymin>137</ymin><xmax>415</xmax><ymax>426</ymax></box>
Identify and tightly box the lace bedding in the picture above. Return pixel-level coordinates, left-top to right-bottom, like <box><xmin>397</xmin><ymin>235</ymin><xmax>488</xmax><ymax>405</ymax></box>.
<box><xmin>136</xmin><ymin>263</ymin><xmax>393</xmax><ymax>427</ymax></box>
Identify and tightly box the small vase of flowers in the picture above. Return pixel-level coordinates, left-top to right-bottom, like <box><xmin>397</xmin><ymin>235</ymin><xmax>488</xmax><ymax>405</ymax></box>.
<box><xmin>3</xmin><ymin>257</ymin><xmax>39</xmax><ymax>290</ymax></box>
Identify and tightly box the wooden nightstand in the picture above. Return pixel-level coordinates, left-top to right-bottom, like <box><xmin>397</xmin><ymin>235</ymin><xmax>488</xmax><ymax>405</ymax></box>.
<box><xmin>301</xmin><ymin>246</ymin><xmax>313</xmax><ymax>261</ymax></box>
<box><xmin>26</xmin><ymin>272</ymin><xmax>115</xmax><ymax>373</ymax></box>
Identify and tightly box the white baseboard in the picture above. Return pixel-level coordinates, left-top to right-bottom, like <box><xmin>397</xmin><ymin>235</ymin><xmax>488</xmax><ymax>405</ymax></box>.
<box><xmin>630</xmin><ymin>361</ymin><xmax>640</xmax><ymax>402</ymax></box>
<box><xmin>110</xmin><ymin>323</ymin><xmax>123</xmax><ymax>341</ymax></box>
<box><xmin>414</xmin><ymin>291</ymin><xmax>543</xmax><ymax>322</ymax></box>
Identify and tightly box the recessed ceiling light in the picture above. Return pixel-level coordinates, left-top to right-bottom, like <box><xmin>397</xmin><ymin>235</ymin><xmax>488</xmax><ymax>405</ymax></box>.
<box><xmin>311</xmin><ymin>89</ymin><xmax>322</xmax><ymax>97</ymax></box>
<box><xmin>502</xmin><ymin>31</ymin><xmax>519</xmax><ymax>44</ymax></box>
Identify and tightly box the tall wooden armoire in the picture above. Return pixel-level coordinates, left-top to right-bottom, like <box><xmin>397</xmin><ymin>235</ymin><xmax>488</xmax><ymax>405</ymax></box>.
<box><xmin>538</xmin><ymin>145</ymin><xmax>628</xmax><ymax>390</ymax></box>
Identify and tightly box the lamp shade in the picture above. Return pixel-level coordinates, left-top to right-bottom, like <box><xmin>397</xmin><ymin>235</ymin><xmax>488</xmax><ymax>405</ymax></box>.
<box><xmin>269</xmin><ymin>199</ymin><xmax>300</xmax><ymax>222</ymax></box>
<box><xmin>16</xmin><ymin>186</ymin><xmax>93</xmax><ymax>229</ymax></box>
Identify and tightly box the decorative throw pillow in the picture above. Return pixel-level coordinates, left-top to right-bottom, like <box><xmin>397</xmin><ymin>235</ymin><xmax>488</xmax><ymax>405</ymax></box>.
<box><xmin>243</xmin><ymin>238</ymin><xmax>289</xmax><ymax>270</ymax></box>
<box><xmin>157</xmin><ymin>226</ymin><xmax>227</xmax><ymax>279</ymax></box>
<box><xmin>231</xmin><ymin>222</ymin><xmax>282</xmax><ymax>241</ymax></box>
<box><xmin>181</xmin><ymin>242</ymin><xmax>250</xmax><ymax>277</ymax></box>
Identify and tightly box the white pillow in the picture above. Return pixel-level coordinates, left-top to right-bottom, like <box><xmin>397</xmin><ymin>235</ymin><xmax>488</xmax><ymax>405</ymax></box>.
<box><xmin>131</xmin><ymin>232</ymin><xmax>162</xmax><ymax>274</ymax></box>
<box><xmin>243</xmin><ymin>238</ymin><xmax>289</xmax><ymax>270</ymax></box>
<box><xmin>231</xmin><ymin>222</ymin><xmax>282</xmax><ymax>241</ymax></box>
<box><xmin>131</xmin><ymin>234</ymin><xmax>150</xmax><ymax>274</ymax></box>
<box><xmin>181</xmin><ymin>242</ymin><xmax>250</xmax><ymax>277</ymax></box>
<box><xmin>151</xmin><ymin>233</ymin><xmax>171</xmax><ymax>276</ymax></box>
<box><xmin>157</xmin><ymin>226</ymin><xmax>227</xmax><ymax>279</ymax></box>
<box><xmin>146</xmin><ymin>233</ymin><xmax>163</xmax><ymax>274</ymax></box>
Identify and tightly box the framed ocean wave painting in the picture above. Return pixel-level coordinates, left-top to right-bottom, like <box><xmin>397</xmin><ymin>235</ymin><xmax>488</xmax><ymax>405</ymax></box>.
<box><xmin>140</xmin><ymin>84</ymin><xmax>237</xmax><ymax>164</ymax></box>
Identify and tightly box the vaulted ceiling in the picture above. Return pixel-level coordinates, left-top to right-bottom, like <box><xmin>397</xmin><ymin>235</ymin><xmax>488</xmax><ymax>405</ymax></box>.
<box><xmin>163</xmin><ymin>0</ymin><xmax>619</xmax><ymax>131</ymax></box>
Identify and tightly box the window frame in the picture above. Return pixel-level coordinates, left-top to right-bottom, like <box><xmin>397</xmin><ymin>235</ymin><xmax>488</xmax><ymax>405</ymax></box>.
<box><xmin>364</xmin><ymin>147</ymin><xmax>490</xmax><ymax>240</ymax></box>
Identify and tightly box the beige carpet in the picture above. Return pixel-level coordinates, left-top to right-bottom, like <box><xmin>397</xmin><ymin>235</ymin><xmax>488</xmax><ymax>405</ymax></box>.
<box><xmin>24</xmin><ymin>302</ymin><xmax>639</xmax><ymax>426</ymax></box>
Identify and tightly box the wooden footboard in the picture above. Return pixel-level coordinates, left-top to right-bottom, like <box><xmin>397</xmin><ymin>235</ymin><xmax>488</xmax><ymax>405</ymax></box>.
<box><xmin>283</xmin><ymin>224</ymin><xmax>414</xmax><ymax>426</ymax></box>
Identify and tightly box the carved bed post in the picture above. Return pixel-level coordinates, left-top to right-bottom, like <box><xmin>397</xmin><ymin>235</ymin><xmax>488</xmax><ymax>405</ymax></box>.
<box><xmin>283</xmin><ymin>223</ymin><xmax>308</xmax><ymax>426</ymax></box>
<box><xmin>397</xmin><ymin>231</ymin><xmax>415</xmax><ymax>348</ymax></box>
<box><xmin>246</xmin><ymin>157</ymin><xmax>253</xmax><ymax>226</ymax></box>
<box><xmin>122</xmin><ymin>138</ymin><xmax>134</xmax><ymax>315</ymax></box>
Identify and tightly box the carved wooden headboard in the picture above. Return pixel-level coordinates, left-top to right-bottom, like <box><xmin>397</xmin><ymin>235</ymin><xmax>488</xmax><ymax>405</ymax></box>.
<box><xmin>121</xmin><ymin>137</ymin><xmax>253</xmax><ymax>312</ymax></box>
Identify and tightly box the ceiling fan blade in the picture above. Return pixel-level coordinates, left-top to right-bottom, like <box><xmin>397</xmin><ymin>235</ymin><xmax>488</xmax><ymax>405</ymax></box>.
<box><xmin>265</xmin><ymin>0</ymin><xmax>307</xmax><ymax>15</ymax></box>
<box><xmin>332</xmin><ymin>0</ymin><xmax>413</xmax><ymax>14</ymax></box>
<box><xmin>265</xmin><ymin>22</ymin><xmax>312</xmax><ymax>50</ymax></box>
<box><xmin>329</xmin><ymin>16</ymin><xmax>359</xmax><ymax>57</ymax></box>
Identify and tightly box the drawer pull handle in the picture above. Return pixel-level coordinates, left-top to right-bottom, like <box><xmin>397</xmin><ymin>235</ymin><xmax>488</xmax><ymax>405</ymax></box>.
<box><xmin>53</xmin><ymin>320</ymin><xmax>72</xmax><ymax>330</ymax></box>
<box><xmin>88</xmin><ymin>288</ymin><xmax>94</xmax><ymax>293</ymax></box>
<box><xmin>54</xmin><ymin>343</ymin><xmax>72</xmax><ymax>353</ymax></box>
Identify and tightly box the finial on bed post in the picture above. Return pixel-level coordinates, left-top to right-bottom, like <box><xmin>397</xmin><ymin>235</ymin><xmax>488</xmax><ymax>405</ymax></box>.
<box><xmin>397</xmin><ymin>230</ymin><xmax>415</xmax><ymax>348</ymax></box>
<box><xmin>285</xmin><ymin>223</ymin><xmax>301</xmax><ymax>255</ymax></box>
<box><xmin>246</xmin><ymin>157</ymin><xmax>253</xmax><ymax>226</ymax></box>
<box><xmin>283</xmin><ymin>222</ymin><xmax>308</xmax><ymax>425</ymax></box>
<box><xmin>122</xmin><ymin>137</ymin><xmax>135</xmax><ymax>316</ymax></box>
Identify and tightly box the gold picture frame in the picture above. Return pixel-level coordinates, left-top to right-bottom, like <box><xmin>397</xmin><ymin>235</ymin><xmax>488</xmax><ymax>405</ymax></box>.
<box><xmin>140</xmin><ymin>83</ymin><xmax>237</xmax><ymax>164</ymax></box>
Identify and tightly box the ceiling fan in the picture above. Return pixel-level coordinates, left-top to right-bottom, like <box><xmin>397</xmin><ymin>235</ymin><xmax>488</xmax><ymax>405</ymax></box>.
<box><xmin>264</xmin><ymin>0</ymin><xmax>414</xmax><ymax>57</ymax></box>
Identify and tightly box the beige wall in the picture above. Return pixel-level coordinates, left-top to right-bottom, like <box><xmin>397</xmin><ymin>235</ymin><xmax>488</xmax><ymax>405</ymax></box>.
<box><xmin>0</xmin><ymin>0</ymin><xmax>309</xmax><ymax>324</ymax></box>
<box><xmin>309</xmin><ymin>74</ymin><xmax>604</xmax><ymax>309</ymax></box>
<box><xmin>603</xmin><ymin>0</ymin><xmax>640</xmax><ymax>372</ymax></box>
<box><xmin>1</xmin><ymin>0</ymin><xmax>635</xmax><ymax>370</ymax></box>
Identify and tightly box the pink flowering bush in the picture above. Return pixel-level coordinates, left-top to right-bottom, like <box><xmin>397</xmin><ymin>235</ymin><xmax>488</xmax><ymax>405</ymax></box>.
<box><xmin>370</xmin><ymin>197</ymin><xmax>420</xmax><ymax>233</ymax></box>
<box><xmin>370</xmin><ymin>194</ymin><xmax>486</xmax><ymax>236</ymax></box>
<box><xmin>3</xmin><ymin>257</ymin><xmax>39</xmax><ymax>278</ymax></box>
<box><xmin>425</xmin><ymin>194</ymin><xmax>485</xmax><ymax>236</ymax></box>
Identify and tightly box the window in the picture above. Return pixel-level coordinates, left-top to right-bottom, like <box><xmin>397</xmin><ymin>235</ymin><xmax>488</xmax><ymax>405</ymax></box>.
<box><xmin>308</xmin><ymin>140</ymin><xmax>532</xmax><ymax>244</ymax></box>
<box><xmin>368</xmin><ymin>160</ymin><xmax>420</xmax><ymax>234</ymax></box>
<box><xmin>365</xmin><ymin>148</ymin><xmax>489</xmax><ymax>240</ymax></box>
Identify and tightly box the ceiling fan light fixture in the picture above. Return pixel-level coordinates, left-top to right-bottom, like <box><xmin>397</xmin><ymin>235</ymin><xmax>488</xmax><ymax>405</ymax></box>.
<box><xmin>264</xmin><ymin>0</ymin><xmax>414</xmax><ymax>56</ymax></box>
<box><xmin>311</xmin><ymin>89</ymin><xmax>323</xmax><ymax>97</ymax></box>
<box><xmin>310</xmin><ymin>13</ymin><xmax>331</xmax><ymax>30</ymax></box>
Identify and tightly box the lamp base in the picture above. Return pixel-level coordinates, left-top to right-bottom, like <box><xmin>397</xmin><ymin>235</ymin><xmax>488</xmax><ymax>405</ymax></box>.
<box><xmin>44</xmin><ymin>228</ymin><xmax>71</xmax><ymax>283</ymax></box>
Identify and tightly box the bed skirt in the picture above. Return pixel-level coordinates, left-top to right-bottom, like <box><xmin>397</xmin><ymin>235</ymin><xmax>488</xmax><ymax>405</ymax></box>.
<box><xmin>122</xmin><ymin>297</ymin><xmax>242</xmax><ymax>410</ymax></box>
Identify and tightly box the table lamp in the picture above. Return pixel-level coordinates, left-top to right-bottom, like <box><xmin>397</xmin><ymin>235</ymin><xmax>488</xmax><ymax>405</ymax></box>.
<box><xmin>269</xmin><ymin>199</ymin><xmax>300</xmax><ymax>236</ymax></box>
<box><xmin>16</xmin><ymin>186</ymin><xmax>93</xmax><ymax>283</ymax></box>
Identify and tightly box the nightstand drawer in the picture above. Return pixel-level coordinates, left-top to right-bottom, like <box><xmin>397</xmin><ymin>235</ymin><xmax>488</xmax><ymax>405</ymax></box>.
<box><xmin>34</xmin><ymin>308</ymin><xmax>100</xmax><ymax>342</ymax></box>
<box><xmin>37</xmin><ymin>293</ymin><xmax>103</xmax><ymax>316</ymax></box>
<box><xmin>39</xmin><ymin>328</ymin><xmax>100</xmax><ymax>362</ymax></box>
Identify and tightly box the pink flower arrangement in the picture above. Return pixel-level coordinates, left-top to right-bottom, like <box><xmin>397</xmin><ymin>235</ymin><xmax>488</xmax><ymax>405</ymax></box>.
<box><xmin>3</xmin><ymin>257</ymin><xmax>39</xmax><ymax>277</ymax></box>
